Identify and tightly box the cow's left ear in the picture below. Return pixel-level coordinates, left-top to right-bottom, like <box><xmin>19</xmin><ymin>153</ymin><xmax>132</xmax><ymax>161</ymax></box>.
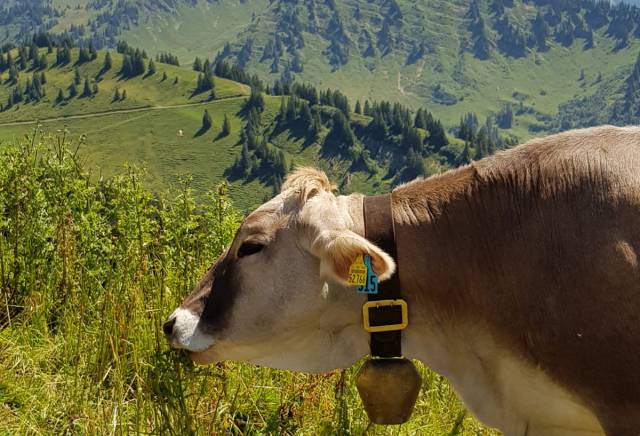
<box><xmin>312</xmin><ymin>229</ymin><xmax>396</xmax><ymax>285</ymax></box>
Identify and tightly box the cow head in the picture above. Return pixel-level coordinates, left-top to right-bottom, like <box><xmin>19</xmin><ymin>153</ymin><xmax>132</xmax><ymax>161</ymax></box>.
<box><xmin>163</xmin><ymin>168</ymin><xmax>396</xmax><ymax>372</ymax></box>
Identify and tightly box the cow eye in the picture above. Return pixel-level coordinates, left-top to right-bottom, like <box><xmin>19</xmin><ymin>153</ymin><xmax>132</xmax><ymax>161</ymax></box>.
<box><xmin>237</xmin><ymin>241</ymin><xmax>264</xmax><ymax>258</ymax></box>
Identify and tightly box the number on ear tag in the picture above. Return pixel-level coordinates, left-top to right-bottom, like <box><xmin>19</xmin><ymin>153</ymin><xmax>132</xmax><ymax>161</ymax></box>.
<box><xmin>357</xmin><ymin>255</ymin><xmax>379</xmax><ymax>295</ymax></box>
<box><xmin>347</xmin><ymin>254</ymin><xmax>368</xmax><ymax>286</ymax></box>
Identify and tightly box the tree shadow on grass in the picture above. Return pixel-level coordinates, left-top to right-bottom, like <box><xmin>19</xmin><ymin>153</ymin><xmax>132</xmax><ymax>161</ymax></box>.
<box><xmin>193</xmin><ymin>125</ymin><xmax>210</xmax><ymax>138</ymax></box>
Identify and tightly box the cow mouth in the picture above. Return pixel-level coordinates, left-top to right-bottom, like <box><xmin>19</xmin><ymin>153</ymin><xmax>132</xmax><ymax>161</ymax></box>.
<box><xmin>188</xmin><ymin>348</ymin><xmax>219</xmax><ymax>364</ymax></box>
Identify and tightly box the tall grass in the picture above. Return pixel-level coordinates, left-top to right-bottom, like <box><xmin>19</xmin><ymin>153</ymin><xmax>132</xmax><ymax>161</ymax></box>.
<box><xmin>0</xmin><ymin>131</ymin><xmax>495</xmax><ymax>435</ymax></box>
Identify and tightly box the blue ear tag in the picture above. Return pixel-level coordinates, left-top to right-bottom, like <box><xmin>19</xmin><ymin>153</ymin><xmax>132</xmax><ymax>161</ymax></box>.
<box><xmin>357</xmin><ymin>255</ymin><xmax>379</xmax><ymax>295</ymax></box>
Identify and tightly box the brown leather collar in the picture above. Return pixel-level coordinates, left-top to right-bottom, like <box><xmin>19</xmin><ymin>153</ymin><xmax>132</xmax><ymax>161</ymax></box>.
<box><xmin>363</xmin><ymin>194</ymin><xmax>404</xmax><ymax>358</ymax></box>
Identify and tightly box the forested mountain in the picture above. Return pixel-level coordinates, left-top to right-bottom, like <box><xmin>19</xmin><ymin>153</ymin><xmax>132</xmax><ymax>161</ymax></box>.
<box><xmin>2</xmin><ymin>0</ymin><xmax>640</xmax><ymax>139</ymax></box>
<box><xmin>1</xmin><ymin>37</ymin><xmax>515</xmax><ymax>208</ymax></box>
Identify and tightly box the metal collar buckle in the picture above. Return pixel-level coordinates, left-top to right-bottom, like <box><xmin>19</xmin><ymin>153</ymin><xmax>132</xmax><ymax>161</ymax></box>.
<box><xmin>362</xmin><ymin>299</ymin><xmax>408</xmax><ymax>333</ymax></box>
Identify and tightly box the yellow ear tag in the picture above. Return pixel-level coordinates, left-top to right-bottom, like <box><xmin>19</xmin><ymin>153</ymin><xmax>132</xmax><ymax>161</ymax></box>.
<box><xmin>347</xmin><ymin>254</ymin><xmax>368</xmax><ymax>286</ymax></box>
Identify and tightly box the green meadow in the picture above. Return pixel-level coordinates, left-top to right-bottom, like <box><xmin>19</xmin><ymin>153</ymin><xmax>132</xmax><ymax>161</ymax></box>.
<box><xmin>0</xmin><ymin>133</ymin><xmax>497</xmax><ymax>435</ymax></box>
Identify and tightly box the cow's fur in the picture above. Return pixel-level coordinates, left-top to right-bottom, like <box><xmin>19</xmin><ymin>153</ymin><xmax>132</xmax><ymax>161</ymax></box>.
<box><xmin>166</xmin><ymin>125</ymin><xmax>640</xmax><ymax>435</ymax></box>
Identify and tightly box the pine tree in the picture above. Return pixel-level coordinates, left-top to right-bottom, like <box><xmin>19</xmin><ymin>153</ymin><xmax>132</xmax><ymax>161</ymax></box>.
<box><xmin>239</xmin><ymin>142</ymin><xmax>252</xmax><ymax>177</ymax></box>
<box><xmin>38</xmin><ymin>54</ymin><xmax>47</xmax><ymax>70</ymax></box>
<box><xmin>69</xmin><ymin>83</ymin><xmax>78</xmax><ymax>98</ymax></box>
<box><xmin>193</xmin><ymin>57</ymin><xmax>203</xmax><ymax>72</ymax></box>
<box><xmin>202</xmin><ymin>109</ymin><xmax>213</xmax><ymax>131</ymax></box>
<box><xmin>471</xmin><ymin>16</ymin><xmax>493</xmax><ymax>60</ymax></box>
<box><xmin>162</xmin><ymin>71</ymin><xmax>168</xmax><ymax>81</ymax></box>
<box><xmin>56</xmin><ymin>88</ymin><xmax>65</xmax><ymax>103</ymax></box>
<box><xmin>74</xmin><ymin>67</ymin><xmax>81</xmax><ymax>85</ymax></box>
<box><xmin>78</xmin><ymin>47</ymin><xmax>91</xmax><ymax>63</ymax></box>
<box><xmin>103</xmin><ymin>52</ymin><xmax>113</xmax><ymax>71</ymax></box>
<box><xmin>355</xmin><ymin>100</ymin><xmax>362</xmax><ymax>114</ymax></box>
<box><xmin>114</xmin><ymin>88</ymin><xmax>121</xmax><ymax>101</ymax></box>
<box><xmin>121</xmin><ymin>55</ymin><xmax>133</xmax><ymax>77</ymax></box>
<box><xmin>460</xmin><ymin>142</ymin><xmax>471</xmax><ymax>165</ymax></box>
<box><xmin>8</xmin><ymin>65</ymin><xmax>18</xmax><ymax>84</ymax></box>
<box><xmin>329</xmin><ymin>111</ymin><xmax>355</xmax><ymax>148</ymax></box>
<box><xmin>82</xmin><ymin>78</ymin><xmax>92</xmax><ymax>97</ymax></box>
<box><xmin>497</xmin><ymin>103</ymin><xmax>513</xmax><ymax>128</ymax></box>
<box><xmin>531</xmin><ymin>12</ymin><xmax>550</xmax><ymax>51</ymax></box>
<box><xmin>285</xmin><ymin>97</ymin><xmax>297</xmax><ymax>122</ymax></box>
<box><xmin>147</xmin><ymin>58</ymin><xmax>156</xmax><ymax>75</ymax></box>
<box><xmin>121</xmin><ymin>89</ymin><xmax>127</xmax><ymax>100</ymax></box>
<box><xmin>299</xmin><ymin>102</ymin><xmax>313</xmax><ymax>126</ymax></box>
<box><xmin>222</xmin><ymin>114</ymin><xmax>231</xmax><ymax>136</ymax></box>
<box><xmin>244</xmin><ymin>88</ymin><xmax>265</xmax><ymax>112</ymax></box>
<box><xmin>310</xmin><ymin>112</ymin><xmax>321</xmax><ymax>139</ymax></box>
<box><xmin>364</xmin><ymin>100</ymin><xmax>371</xmax><ymax>116</ymax></box>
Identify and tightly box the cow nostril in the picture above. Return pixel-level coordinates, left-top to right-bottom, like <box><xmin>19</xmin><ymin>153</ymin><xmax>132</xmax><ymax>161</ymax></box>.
<box><xmin>163</xmin><ymin>317</ymin><xmax>177</xmax><ymax>336</ymax></box>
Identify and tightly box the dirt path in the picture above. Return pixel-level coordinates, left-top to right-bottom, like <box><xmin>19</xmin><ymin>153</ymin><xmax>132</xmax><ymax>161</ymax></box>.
<box><xmin>397</xmin><ymin>71</ymin><xmax>406</xmax><ymax>95</ymax></box>
<box><xmin>0</xmin><ymin>95</ymin><xmax>247</xmax><ymax>127</ymax></box>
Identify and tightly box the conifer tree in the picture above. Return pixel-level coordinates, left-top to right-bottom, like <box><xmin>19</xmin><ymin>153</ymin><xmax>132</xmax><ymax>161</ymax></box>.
<box><xmin>8</xmin><ymin>65</ymin><xmax>18</xmax><ymax>84</ymax></box>
<box><xmin>285</xmin><ymin>97</ymin><xmax>297</xmax><ymax>122</ymax></box>
<box><xmin>460</xmin><ymin>142</ymin><xmax>471</xmax><ymax>165</ymax></box>
<box><xmin>56</xmin><ymin>88</ymin><xmax>65</xmax><ymax>103</ymax></box>
<box><xmin>202</xmin><ymin>109</ymin><xmax>213</xmax><ymax>131</ymax></box>
<box><xmin>299</xmin><ymin>101</ymin><xmax>313</xmax><ymax>126</ymax></box>
<box><xmin>364</xmin><ymin>100</ymin><xmax>371</xmax><ymax>116</ymax></box>
<box><xmin>82</xmin><ymin>78</ymin><xmax>92</xmax><ymax>97</ymax></box>
<box><xmin>103</xmin><ymin>52</ymin><xmax>112</xmax><ymax>71</ymax></box>
<box><xmin>311</xmin><ymin>112</ymin><xmax>322</xmax><ymax>139</ymax></box>
<box><xmin>147</xmin><ymin>58</ymin><xmax>156</xmax><ymax>75</ymax></box>
<box><xmin>38</xmin><ymin>54</ymin><xmax>47</xmax><ymax>70</ymax></box>
<box><xmin>222</xmin><ymin>114</ymin><xmax>231</xmax><ymax>136</ymax></box>
<box><xmin>329</xmin><ymin>111</ymin><xmax>355</xmax><ymax>148</ymax></box>
<box><xmin>355</xmin><ymin>100</ymin><xmax>362</xmax><ymax>114</ymax></box>
<box><xmin>239</xmin><ymin>142</ymin><xmax>252</xmax><ymax>177</ymax></box>
<box><xmin>193</xmin><ymin>57</ymin><xmax>203</xmax><ymax>72</ymax></box>
<box><xmin>74</xmin><ymin>67</ymin><xmax>81</xmax><ymax>85</ymax></box>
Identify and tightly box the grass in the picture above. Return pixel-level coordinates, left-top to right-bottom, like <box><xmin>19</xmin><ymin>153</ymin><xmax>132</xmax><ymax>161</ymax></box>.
<box><xmin>0</xmin><ymin>48</ymin><xmax>402</xmax><ymax>211</ymax></box>
<box><xmin>0</xmin><ymin>95</ymin><xmax>389</xmax><ymax>213</ymax></box>
<box><xmin>0</xmin><ymin>48</ymin><xmax>249</xmax><ymax>124</ymax></box>
<box><xmin>116</xmin><ymin>0</ymin><xmax>640</xmax><ymax>140</ymax></box>
<box><xmin>0</xmin><ymin>132</ymin><xmax>497</xmax><ymax>435</ymax></box>
<box><xmin>3</xmin><ymin>1</ymin><xmax>640</xmax><ymax>141</ymax></box>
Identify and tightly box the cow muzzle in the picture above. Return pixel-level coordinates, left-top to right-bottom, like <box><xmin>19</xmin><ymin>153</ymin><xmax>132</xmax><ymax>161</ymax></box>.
<box><xmin>163</xmin><ymin>308</ymin><xmax>214</xmax><ymax>351</ymax></box>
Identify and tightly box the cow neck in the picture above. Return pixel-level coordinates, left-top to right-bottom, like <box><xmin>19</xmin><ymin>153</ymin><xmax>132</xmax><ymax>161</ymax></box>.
<box><xmin>363</xmin><ymin>194</ymin><xmax>402</xmax><ymax>358</ymax></box>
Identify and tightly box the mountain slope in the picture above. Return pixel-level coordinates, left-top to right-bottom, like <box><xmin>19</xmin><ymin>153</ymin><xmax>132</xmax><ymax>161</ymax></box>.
<box><xmin>0</xmin><ymin>44</ymin><xmax>464</xmax><ymax>210</ymax></box>
<box><xmin>2</xmin><ymin>0</ymin><xmax>640</xmax><ymax>140</ymax></box>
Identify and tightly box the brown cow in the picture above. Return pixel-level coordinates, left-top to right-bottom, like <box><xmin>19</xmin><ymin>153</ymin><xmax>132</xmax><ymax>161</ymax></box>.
<box><xmin>164</xmin><ymin>125</ymin><xmax>640</xmax><ymax>435</ymax></box>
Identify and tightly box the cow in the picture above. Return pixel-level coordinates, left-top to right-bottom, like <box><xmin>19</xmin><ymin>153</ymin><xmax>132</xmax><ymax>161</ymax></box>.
<box><xmin>164</xmin><ymin>125</ymin><xmax>640</xmax><ymax>436</ymax></box>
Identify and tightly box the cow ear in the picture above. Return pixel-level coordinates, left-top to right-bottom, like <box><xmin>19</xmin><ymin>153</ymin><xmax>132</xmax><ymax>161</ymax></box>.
<box><xmin>312</xmin><ymin>229</ymin><xmax>396</xmax><ymax>285</ymax></box>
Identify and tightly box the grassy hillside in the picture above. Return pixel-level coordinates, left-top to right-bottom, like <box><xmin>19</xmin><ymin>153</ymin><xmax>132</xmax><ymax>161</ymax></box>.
<box><xmin>0</xmin><ymin>46</ymin><xmax>421</xmax><ymax>211</ymax></box>
<box><xmin>0</xmin><ymin>47</ymin><xmax>248</xmax><ymax>123</ymax></box>
<box><xmin>0</xmin><ymin>134</ymin><xmax>496</xmax><ymax>435</ymax></box>
<box><xmin>3</xmin><ymin>1</ymin><xmax>640</xmax><ymax>140</ymax></box>
<box><xmin>206</xmin><ymin>0</ymin><xmax>640</xmax><ymax>138</ymax></box>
